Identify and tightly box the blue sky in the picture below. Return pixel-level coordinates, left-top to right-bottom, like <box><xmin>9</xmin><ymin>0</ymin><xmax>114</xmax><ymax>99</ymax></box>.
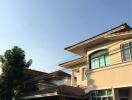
<box><xmin>0</xmin><ymin>0</ymin><xmax>131</xmax><ymax>73</ymax></box>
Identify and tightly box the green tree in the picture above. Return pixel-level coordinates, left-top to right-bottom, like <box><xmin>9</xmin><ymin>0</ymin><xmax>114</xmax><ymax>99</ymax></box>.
<box><xmin>0</xmin><ymin>46</ymin><xmax>32</xmax><ymax>99</ymax></box>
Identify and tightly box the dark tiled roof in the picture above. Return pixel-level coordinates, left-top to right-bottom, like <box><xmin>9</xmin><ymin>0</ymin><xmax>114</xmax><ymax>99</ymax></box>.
<box><xmin>22</xmin><ymin>69</ymin><xmax>48</xmax><ymax>81</ymax></box>
<box><xmin>19</xmin><ymin>85</ymin><xmax>85</xmax><ymax>98</ymax></box>
<box><xmin>50</xmin><ymin>70</ymin><xmax>71</xmax><ymax>77</ymax></box>
<box><xmin>23</xmin><ymin>70</ymin><xmax>71</xmax><ymax>84</ymax></box>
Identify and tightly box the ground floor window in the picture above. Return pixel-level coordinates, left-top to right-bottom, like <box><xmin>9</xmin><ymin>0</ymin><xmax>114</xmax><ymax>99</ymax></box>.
<box><xmin>119</xmin><ymin>88</ymin><xmax>129</xmax><ymax>100</ymax></box>
<box><xmin>91</xmin><ymin>89</ymin><xmax>113</xmax><ymax>100</ymax></box>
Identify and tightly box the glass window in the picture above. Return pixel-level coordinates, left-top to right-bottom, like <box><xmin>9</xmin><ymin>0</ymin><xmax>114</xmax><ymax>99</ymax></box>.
<box><xmin>102</xmin><ymin>97</ymin><xmax>107</xmax><ymax>100</ymax></box>
<box><xmin>94</xmin><ymin>58</ymin><xmax>100</xmax><ymax>68</ymax></box>
<box><xmin>130</xmin><ymin>42</ymin><xmax>132</xmax><ymax>58</ymax></box>
<box><xmin>90</xmin><ymin>49</ymin><xmax>110</xmax><ymax>69</ymax></box>
<box><xmin>121</xmin><ymin>42</ymin><xmax>132</xmax><ymax>61</ymax></box>
<box><xmin>107</xmin><ymin>89</ymin><xmax>112</xmax><ymax>95</ymax></box>
<box><xmin>92</xmin><ymin>91</ymin><xmax>96</xmax><ymax>96</ymax></box>
<box><xmin>108</xmin><ymin>97</ymin><xmax>113</xmax><ymax>100</ymax></box>
<box><xmin>96</xmin><ymin>90</ymin><xmax>106</xmax><ymax>96</ymax></box>
<box><xmin>105</xmin><ymin>55</ymin><xmax>110</xmax><ymax>66</ymax></box>
<box><xmin>91</xmin><ymin>89</ymin><xmax>113</xmax><ymax>100</ymax></box>
<box><xmin>92</xmin><ymin>98</ymin><xmax>96</xmax><ymax>100</ymax></box>
<box><xmin>96</xmin><ymin>97</ymin><xmax>101</xmax><ymax>100</ymax></box>
<box><xmin>119</xmin><ymin>89</ymin><xmax>129</xmax><ymax>97</ymax></box>
<box><xmin>100</xmin><ymin>56</ymin><xmax>105</xmax><ymax>67</ymax></box>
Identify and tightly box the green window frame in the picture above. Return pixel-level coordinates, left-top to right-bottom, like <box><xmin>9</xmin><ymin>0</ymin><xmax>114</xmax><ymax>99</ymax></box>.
<box><xmin>90</xmin><ymin>49</ymin><xmax>110</xmax><ymax>69</ymax></box>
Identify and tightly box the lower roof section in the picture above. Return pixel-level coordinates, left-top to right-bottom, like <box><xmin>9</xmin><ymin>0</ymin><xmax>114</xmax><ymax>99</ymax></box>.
<box><xmin>18</xmin><ymin>85</ymin><xmax>85</xmax><ymax>99</ymax></box>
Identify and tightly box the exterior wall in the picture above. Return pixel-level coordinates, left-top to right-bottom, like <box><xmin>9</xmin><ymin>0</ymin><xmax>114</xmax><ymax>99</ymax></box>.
<box><xmin>86</xmin><ymin>38</ymin><xmax>132</xmax><ymax>90</ymax></box>
<box><xmin>76</xmin><ymin>65</ymin><xmax>87</xmax><ymax>88</ymax></box>
<box><xmin>71</xmin><ymin>62</ymin><xmax>87</xmax><ymax>88</ymax></box>
<box><xmin>86</xmin><ymin>62</ymin><xmax>132</xmax><ymax>90</ymax></box>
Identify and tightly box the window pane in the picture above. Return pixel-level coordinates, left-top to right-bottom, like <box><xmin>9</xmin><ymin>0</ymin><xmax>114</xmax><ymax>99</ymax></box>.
<box><xmin>91</xmin><ymin>58</ymin><xmax>99</xmax><ymax>69</ymax></box>
<box><xmin>107</xmin><ymin>89</ymin><xmax>112</xmax><ymax>95</ymax></box>
<box><xmin>100</xmin><ymin>56</ymin><xmax>105</xmax><ymax>67</ymax></box>
<box><xmin>92</xmin><ymin>91</ymin><xmax>96</xmax><ymax>96</ymax></box>
<box><xmin>94</xmin><ymin>58</ymin><xmax>99</xmax><ymax>68</ymax></box>
<box><xmin>122</xmin><ymin>43</ymin><xmax>129</xmax><ymax>50</ymax></box>
<box><xmin>91</xmin><ymin>50</ymin><xmax>108</xmax><ymax>59</ymax></box>
<box><xmin>122</xmin><ymin>48</ymin><xmax>130</xmax><ymax>61</ymax></box>
<box><xmin>122</xmin><ymin>43</ymin><xmax>131</xmax><ymax>61</ymax></box>
<box><xmin>96</xmin><ymin>97</ymin><xmax>101</xmax><ymax>100</ymax></box>
<box><xmin>92</xmin><ymin>98</ymin><xmax>96</xmax><ymax>100</ymax></box>
<box><xmin>105</xmin><ymin>55</ymin><xmax>110</xmax><ymax>66</ymax></box>
<box><xmin>119</xmin><ymin>89</ymin><xmax>129</xmax><ymax>97</ymax></box>
<box><xmin>102</xmin><ymin>97</ymin><xmax>107</xmax><ymax>100</ymax></box>
<box><xmin>96</xmin><ymin>90</ymin><xmax>106</xmax><ymax>96</ymax></box>
<box><xmin>108</xmin><ymin>97</ymin><xmax>113</xmax><ymax>100</ymax></box>
<box><xmin>130</xmin><ymin>42</ymin><xmax>132</xmax><ymax>58</ymax></box>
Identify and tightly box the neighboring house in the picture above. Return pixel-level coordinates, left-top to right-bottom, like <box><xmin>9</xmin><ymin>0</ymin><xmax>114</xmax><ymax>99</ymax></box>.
<box><xmin>59</xmin><ymin>23</ymin><xmax>132</xmax><ymax>100</ymax></box>
<box><xmin>43</xmin><ymin>70</ymin><xmax>71</xmax><ymax>86</ymax></box>
<box><xmin>23</xmin><ymin>69</ymin><xmax>48</xmax><ymax>81</ymax></box>
<box><xmin>18</xmin><ymin>70</ymin><xmax>85</xmax><ymax>100</ymax></box>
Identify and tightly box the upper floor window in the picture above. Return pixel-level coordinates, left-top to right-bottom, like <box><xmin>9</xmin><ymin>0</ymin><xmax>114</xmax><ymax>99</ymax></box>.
<box><xmin>90</xmin><ymin>49</ymin><xmax>110</xmax><ymax>69</ymax></box>
<box><xmin>121</xmin><ymin>42</ymin><xmax>132</xmax><ymax>61</ymax></box>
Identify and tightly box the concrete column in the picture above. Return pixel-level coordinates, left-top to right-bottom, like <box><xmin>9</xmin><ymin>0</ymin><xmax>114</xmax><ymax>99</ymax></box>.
<box><xmin>114</xmin><ymin>88</ymin><xmax>119</xmax><ymax>100</ymax></box>
<box><xmin>71</xmin><ymin>70</ymin><xmax>74</xmax><ymax>86</ymax></box>
<box><xmin>112</xmin><ymin>88</ymin><xmax>116</xmax><ymax>100</ymax></box>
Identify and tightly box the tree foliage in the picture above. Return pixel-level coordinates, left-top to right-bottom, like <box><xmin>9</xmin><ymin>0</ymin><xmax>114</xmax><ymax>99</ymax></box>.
<box><xmin>0</xmin><ymin>46</ymin><xmax>32</xmax><ymax>99</ymax></box>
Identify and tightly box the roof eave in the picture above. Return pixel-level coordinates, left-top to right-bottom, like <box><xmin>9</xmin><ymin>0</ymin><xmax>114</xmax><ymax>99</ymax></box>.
<box><xmin>59</xmin><ymin>57</ymin><xmax>86</xmax><ymax>68</ymax></box>
<box><xmin>65</xmin><ymin>23</ymin><xmax>131</xmax><ymax>55</ymax></box>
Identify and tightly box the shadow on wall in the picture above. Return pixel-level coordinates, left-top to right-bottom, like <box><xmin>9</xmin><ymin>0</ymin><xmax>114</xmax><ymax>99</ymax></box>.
<box><xmin>85</xmin><ymin>71</ymin><xmax>97</xmax><ymax>94</ymax></box>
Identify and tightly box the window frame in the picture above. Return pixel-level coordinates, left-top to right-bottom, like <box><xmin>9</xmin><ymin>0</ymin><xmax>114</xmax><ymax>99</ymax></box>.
<box><xmin>89</xmin><ymin>49</ymin><xmax>110</xmax><ymax>69</ymax></box>
<box><xmin>91</xmin><ymin>89</ymin><xmax>113</xmax><ymax>100</ymax></box>
<box><xmin>121</xmin><ymin>42</ymin><xmax>132</xmax><ymax>62</ymax></box>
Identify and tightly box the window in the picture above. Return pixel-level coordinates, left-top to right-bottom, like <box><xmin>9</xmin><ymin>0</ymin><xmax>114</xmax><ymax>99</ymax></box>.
<box><xmin>91</xmin><ymin>89</ymin><xmax>113</xmax><ymax>100</ymax></box>
<box><xmin>121</xmin><ymin>42</ymin><xmax>132</xmax><ymax>61</ymax></box>
<box><xmin>90</xmin><ymin>49</ymin><xmax>110</xmax><ymax>69</ymax></box>
<box><xmin>119</xmin><ymin>89</ymin><xmax>129</xmax><ymax>100</ymax></box>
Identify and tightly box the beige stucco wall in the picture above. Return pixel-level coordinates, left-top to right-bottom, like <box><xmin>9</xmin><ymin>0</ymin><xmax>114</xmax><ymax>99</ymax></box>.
<box><xmin>86</xmin><ymin>38</ymin><xmax>132</xmax><ymax>90</ymax></box>
<box><xmin>71</xmin><ymin>63</ymin><xmax>87</xmax><ymax>87</ymax></box>
<box><xmin>76</xmin><ymin>66</ymin><xmax>87</xmax><ymax>87</ymax></box>
<box><xmin>87</xmin><ymin>62</ymin><xmax>132</xmax><ymax>90</ymax></box>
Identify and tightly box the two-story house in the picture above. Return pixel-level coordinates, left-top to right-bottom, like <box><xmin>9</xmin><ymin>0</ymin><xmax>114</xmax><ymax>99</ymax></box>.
<box><xmin>59</xmin><ymin>23</ymin><xmax>132</xmax><ymax>100</ymax></box>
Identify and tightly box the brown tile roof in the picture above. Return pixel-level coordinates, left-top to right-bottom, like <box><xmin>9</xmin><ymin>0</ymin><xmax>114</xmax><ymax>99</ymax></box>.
<box><xmin>19</xmin><ymin>85</ymin><xmax>85</xmax><ymax>99</ymax></box>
